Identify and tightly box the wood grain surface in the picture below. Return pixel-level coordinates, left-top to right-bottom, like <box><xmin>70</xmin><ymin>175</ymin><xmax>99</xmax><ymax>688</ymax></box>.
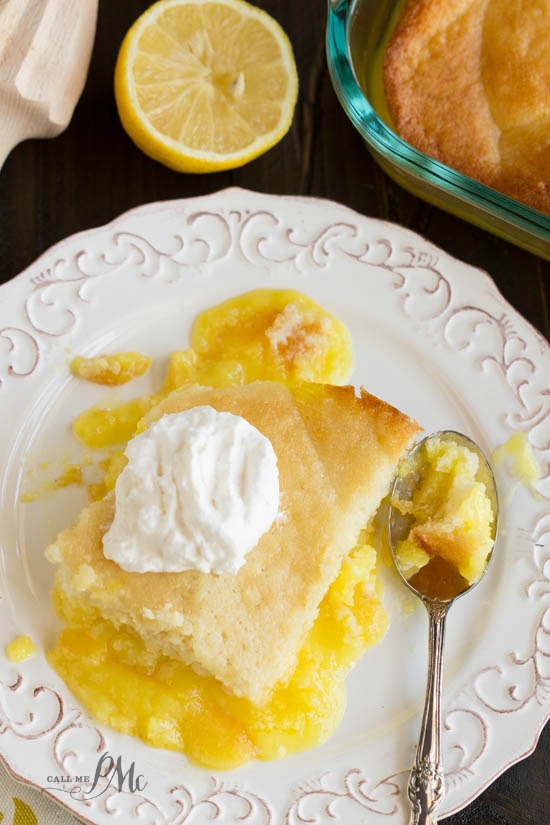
<box><xmin>0</xmin><ymin>1</ymin><xmax>548</xmax><ymax>823</ymax></box>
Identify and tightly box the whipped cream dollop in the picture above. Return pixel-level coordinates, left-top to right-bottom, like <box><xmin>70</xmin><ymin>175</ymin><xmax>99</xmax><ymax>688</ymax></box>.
<box><xmin>103</xmin><ymin>406</ymin><xmax>279</xmax><ymax>574</ymax></box>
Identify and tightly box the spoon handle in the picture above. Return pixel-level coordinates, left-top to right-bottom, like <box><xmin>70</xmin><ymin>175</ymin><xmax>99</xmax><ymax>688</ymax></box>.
<box><xmin>408</xmin><ymin>601</ymin><xmax>449</xmax><ymax>825</ymax></box>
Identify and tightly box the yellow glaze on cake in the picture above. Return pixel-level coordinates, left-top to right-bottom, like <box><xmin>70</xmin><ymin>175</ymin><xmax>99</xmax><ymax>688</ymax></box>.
<box><xmin>47</xmin><ymin>288</ymin><xmax>417</xmax><ymax>768</ymax></box>
<box><xmin>393</xmin><ymin>436</ymin><xmax>495</xmax><ymax>588</ymax></box>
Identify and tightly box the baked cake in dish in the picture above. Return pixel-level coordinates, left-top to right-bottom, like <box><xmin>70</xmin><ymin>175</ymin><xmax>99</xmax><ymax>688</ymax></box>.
<box><xmin>383</xmin><ymin>0</ymin><xmax>550</xmax><ymax>214</ymax></box>
<box><xmin>46</xmin><ymin>379</ymin><xmax>419</xmax><ymax>704</ymax></box>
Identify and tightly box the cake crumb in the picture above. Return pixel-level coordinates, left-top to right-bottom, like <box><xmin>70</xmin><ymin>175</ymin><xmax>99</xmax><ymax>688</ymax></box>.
<box><xmin>70</xmin><ymin>352</ymin><xmax>152</xmax><ymax>385</ymax></box>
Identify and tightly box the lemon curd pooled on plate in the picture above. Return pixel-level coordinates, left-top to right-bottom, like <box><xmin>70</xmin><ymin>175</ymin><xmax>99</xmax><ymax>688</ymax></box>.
<box><xmin>492</xmin><ymin>431</ymin><xmax>540</xmax><ymax>488</ymax></box>
<box><xmin>5</xmin><ymin>635</ymin><xmax>36</xmax><ymax>663</ymax></box>
<box><xmin>46</xmin><ymin>288</ymin><xmax>419</xmax><ymax>769</ymax></box>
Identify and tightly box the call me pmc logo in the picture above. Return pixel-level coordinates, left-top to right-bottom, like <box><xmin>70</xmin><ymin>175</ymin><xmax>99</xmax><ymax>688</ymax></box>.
<box><xmin>45</xmin><ymin>751</ymin><xmax>148</xmax><ymax>800</ymax></box>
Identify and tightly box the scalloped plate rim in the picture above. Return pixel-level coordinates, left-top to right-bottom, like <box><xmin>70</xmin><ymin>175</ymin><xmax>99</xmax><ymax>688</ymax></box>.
<box><xmin>0</xmin><ymin>188</ymin><xmax>548</xmax><ymax>824</ymax></box>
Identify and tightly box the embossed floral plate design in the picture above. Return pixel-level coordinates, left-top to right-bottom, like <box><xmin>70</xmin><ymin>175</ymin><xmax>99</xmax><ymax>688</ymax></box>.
<box><xmin>0</xmin><ymin>189</ymin><xmax>549</xmax><ymax>824</ymax></box>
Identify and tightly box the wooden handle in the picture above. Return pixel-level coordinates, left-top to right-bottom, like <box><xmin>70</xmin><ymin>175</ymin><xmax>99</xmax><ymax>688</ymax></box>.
<box><xmin>0</xmin><ymin>0</ymin><xmax>98</xmax><ymax>169</ymax></box>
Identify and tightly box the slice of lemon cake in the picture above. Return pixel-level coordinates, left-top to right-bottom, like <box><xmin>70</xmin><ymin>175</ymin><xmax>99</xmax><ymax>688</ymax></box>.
<box><xmin>46</xmin><ymin>380</ymin><xmax>418</xmax><ymax>704</ymax></box>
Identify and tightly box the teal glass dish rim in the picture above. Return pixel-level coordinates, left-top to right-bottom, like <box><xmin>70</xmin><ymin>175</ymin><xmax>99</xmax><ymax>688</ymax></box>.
<box><xmin>326</xmin><ymin>0</ymin><xmax>550</xmax><ymax>241</ymax></box>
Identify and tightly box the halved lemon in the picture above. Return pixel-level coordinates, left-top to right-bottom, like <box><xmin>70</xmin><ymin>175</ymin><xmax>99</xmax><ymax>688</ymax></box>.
<box><xmin>114</xmin><ymin>0</ymin><xmax>299</xmax><ymax>172</ymax></box>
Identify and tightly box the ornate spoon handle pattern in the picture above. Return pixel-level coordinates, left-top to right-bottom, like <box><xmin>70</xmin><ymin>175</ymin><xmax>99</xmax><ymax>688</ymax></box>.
<box><xmin>408</xmin><ymin>601</ymin><xmax>448</xmax><ymax>825</ymax></box>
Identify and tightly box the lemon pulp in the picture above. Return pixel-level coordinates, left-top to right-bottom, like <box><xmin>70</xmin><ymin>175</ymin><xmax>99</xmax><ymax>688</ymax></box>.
<box><xmin>114</xmin><ymin>0</ymin><xmax>299</xmax><ymax>172</ymax></box>
<box><xmin>49</xmin><ymin>288</ymin><xmax>388</xmax><ymax>769</ymax></box>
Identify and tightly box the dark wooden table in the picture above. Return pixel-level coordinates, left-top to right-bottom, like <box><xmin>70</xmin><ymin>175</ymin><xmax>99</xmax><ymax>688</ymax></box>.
<box><xmin>0</xmin><ymin>2</ymin><xmax>548</xmax><ymax>823</ymax></box>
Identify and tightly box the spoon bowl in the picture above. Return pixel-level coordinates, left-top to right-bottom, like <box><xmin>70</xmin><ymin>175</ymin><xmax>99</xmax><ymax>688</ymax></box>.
<box><xmin>390</xmin><ymin>430</ymin><xmax>499</xmax><ymax>603</ymax></box>
<box><xmin>388</xmin><ymin>430</ymin><xmax>499</xmax><ymax>824</ymax></box>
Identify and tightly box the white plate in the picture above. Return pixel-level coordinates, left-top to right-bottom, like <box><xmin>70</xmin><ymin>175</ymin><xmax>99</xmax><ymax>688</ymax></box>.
<box><xmin>0</xmin><ymin>189</ymin><xmax>548</xmax><ymax>824</ymax></box>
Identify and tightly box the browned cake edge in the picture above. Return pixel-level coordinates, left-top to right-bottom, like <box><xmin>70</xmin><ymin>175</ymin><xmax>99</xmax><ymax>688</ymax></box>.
<box><xmin>382</xmin><ymin>0</ymin><xmax>550</xmax><ymax>215</ymax></box>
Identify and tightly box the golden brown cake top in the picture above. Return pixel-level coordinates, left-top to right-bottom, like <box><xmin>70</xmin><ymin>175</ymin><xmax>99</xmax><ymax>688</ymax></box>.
<box><xmin>47</xmin><ymin>380</ymin><xmax>419</xmax><ymax>703</ymax></box>
<box><xmin>383</xmin><ymin>0</ymin><xmax>550</xmax><ymax>214</ymax></box>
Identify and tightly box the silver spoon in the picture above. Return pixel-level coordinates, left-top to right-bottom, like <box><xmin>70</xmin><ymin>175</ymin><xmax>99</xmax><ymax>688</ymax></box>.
<box><xmin>388</xmin><ymin>430</ymin><xmax>499</xmax><ymax>825</ymax></box>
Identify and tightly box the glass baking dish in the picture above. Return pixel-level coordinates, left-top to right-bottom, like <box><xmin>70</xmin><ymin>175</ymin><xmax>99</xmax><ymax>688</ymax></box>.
<box><xmin>326</xmin><ymin>0</ymin><xmax>550</xmax><ymax>260</ymax></box>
